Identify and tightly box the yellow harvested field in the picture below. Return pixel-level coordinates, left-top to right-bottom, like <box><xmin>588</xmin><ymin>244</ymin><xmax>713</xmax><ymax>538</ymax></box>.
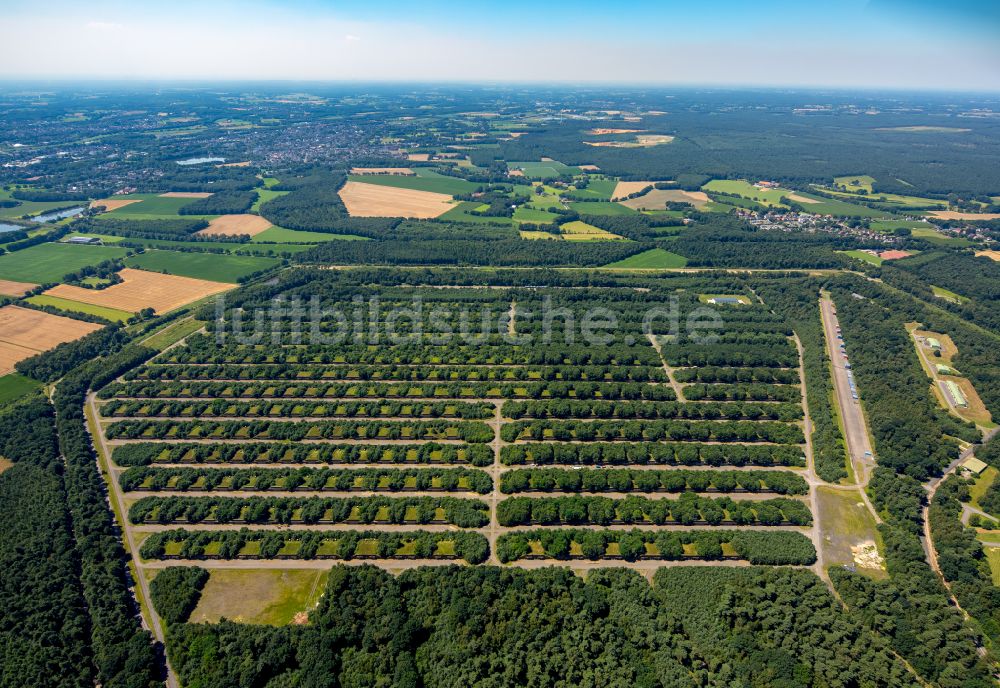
<box><xmin>90</xmin><ymin>198</ymin><xmax>141</xmax><ymax>211</ymax></box>
<box><xmin>159</xmin><ymin>192</ymin><xmax>213</xmax><ymax>198</ymax></box>
<box><xmin>620</xmin><ymin>189</ymin><xmax>708</xmax><ymax>210</ymax></box>
<box><xmin>976</xmin><ymin>250</ymin><xmax>1000</xmax><ymax>262</ymax></box>
<box><xmin>0</xmin><ymin>305</ymin><xmax>102</xmax><ymax>374</ymax></box>
<box><xmin>587</xmin><ymin>128</ymin><xmax>643</xmax><ymax>135</ymax></box>
<box><xmin>0</xmin><ymin>279</ymin><xmax>37</xmax><ymax>297</ymax></box>
<box><xmin>196</xmin><ymin>214</ymin><xmax>273</xmax><ymax>237</ymax></box>
<box><xmin>611</xmin><ymin>181</ymin><xmax>654</xmax><ymax>200</ymax></box>
<box><xmin>407</xmin><ymin>153</ymin><xmax>430</xmax><ymax>161</ymax></box>
<box><xmin>45</xmin><ymin>268</ymin><xmax>233</xmax><ymax>315</ymax></box>
<box><xmin>578</xmin><ymin>164</ymin><xmax>600</xmax><ymax>171</ymax></box>
<box><xmin>350</xmin><ymin>167</ymin><xmax>415</xmax><ymax>175</ymax></box>
<box><xmin>217</xmin><ymin>161</ymin><xmax>251</xmax><ymax>167</ymax></box>
<box><xmin>508</xmin><ymin>169</ymin><xmax>525</xmax><ymax>177</ymax></box>
<box><xmin>927</xmin><ymin>211</ymin><xmax>1000</xmax><ymax>221</ymax></box>
<box><xmin>560</xmin><ymin>220</ymin><xmax>623</xmax><ymax>241</ymax></box>
<box><xmin>338</xmin><ymin>181</ymin><xmax>454</xmax><ymax>219</ymax></box>
<box><xmin>786</xmin><ymin>193</ymin><xmax>821</xmax><ymax>204</ymax></box>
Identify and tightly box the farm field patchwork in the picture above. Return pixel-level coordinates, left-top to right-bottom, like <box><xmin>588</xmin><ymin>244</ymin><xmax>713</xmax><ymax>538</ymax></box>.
<box><xmin>44</xmin><ymin>268</ymin><xmax>234</xmax><ymax>315</ymax></box>
<box><xmin>0</xmin><ymin>242</ymin><xmax>130</xmax><ymax>283</ymax></box>
<box><xmin>0</xmin><ymin>278</ymin><xmax>37</xmax><ymax>296</ymax></box>
<box><xmin>619</xmin><ymin>189</ymin><xmax>709</xmax><ymax>210</ymax></box>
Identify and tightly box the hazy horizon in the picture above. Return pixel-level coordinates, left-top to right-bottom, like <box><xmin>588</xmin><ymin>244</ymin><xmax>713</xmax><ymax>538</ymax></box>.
<box><xmin>1</xmin><ymin>0</ymin><xmax>998</xmax><ymax>91</ymax></box>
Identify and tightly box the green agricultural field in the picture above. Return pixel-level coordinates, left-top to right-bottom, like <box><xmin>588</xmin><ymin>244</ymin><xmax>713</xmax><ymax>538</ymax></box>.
<box><xmin>438</xmin><ymin>202</ymin><xmax>516</xmax><ymax>226</ymax></box>
<box><xmin>560</xmin><ymin>220</ymin><xmax>623</xmax><ymax>241</ymax></box>
<box><xmin>817</xmin><ymin>187</ymin><xmax>946</xmax><ymax>210</ymax></box>
<box><xmin>869</xmin><ymin>219</ymin><xmax>937</xmax><ymax>232</ymax></box>
<box><xmin>103</xmin><ymin>194</ymin><xmax>209</xmax><ymax>218</ymax></box>
<box><xmin>347</xmin><ymin>169</ymin><xmax>479</xmax><ymax>195</ymax></box>
<box><xmin>507</xmin><ymin>160</ymin><xmax>580</xmax><ymax>179</ymax></box>
<box><xmin>0</xmin><ymin>374</ymin><xmax>42</xmax><ymax>407</ymax></box>
<box><xmin>72</xmin><ymin>232</ymin><xmax>313</xmax><ymax>255</ymax></box>
<box><xmin>838</xmin><ymin>250</ymin><xmax>884</xmax><ymax>266</ymax></box>
<box><xmin>602</xmin><ymin>248</ymin><xmax>688</xmax><ymax>269</ymax></box>
<box><xmin>139</xmin><ymin>318</ymin><xmax>206</xmax><ymax>351</ymax></box>
<box><xmin>910</xmin><ymin>227</ymin><xmax>972</xmax><ymax>247</ymax></box>
<box><xmin>567</xmin><ymin>178</ymin><xmax>618</xmax><ymax>200</ymax></box>
<box><xmin>0</xmin><ymin>242</ymin><xmax>130</xmax><ymax>283</ymax></box>
<box><xmin>834</xmin><ymin>175</ymin><xmax>875</xmax><ymax>193</ymax></box>
<box><xmin>26</xmin><ymin>294</ymin><xmax>133</xmax><ymax>322</ymax></box>
<box><xmin>512</xmin><ymin>206</ymin><xmax>560</xmax><ymax>223</ymax></box>
<box><xmin>125</xmin><ymin>250</ymin><xmax>280</xmax><ymax>283</ymax></box>
<box><xmin>0</xmin><ymin>187</ymin><xmax>79</xmax><ymax>220</ymax></box>
<box><xmin>789</xmin><ymin>192</ymin><xmax>887</xmax><ymax>218</ymax></box>
<box><xmin>702</xmin><ymin>180</ymin><xmax>789</xmax><ymax>207</ymax></box>
<box><xmin>930</xmin><ymin>285</ymin><xmax>969</xmax><ymax>304</ymax></box>
<box><xmin>568</xmin><ymin>201</ymin><xmax>637</xmax><ymax>216</ymax></box>
<box><xmin>251</xmin><ymin>188</ymin><xmax>290</xmax><ymax>212</ymax></box>
<box><xmin>251</xmin><ymin>227</ymin><xmax>367</xmax><ymax>243</ymax></box>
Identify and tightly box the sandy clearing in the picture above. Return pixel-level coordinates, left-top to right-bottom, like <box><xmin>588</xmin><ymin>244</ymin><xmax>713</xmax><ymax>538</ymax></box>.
<box><xmin>508</xmin><ymin>169</ymin><xmax>525</xmax><ymax>177</ymax></box>
<box><xmin>196</xmin><ymin>214</ymin><xmax>273</xmax><ymax>237</ymax></box>
<box><xmin>406</xmin><ymin>153</ymin><xmax>430</xmax><ymax>161</ymax></box>
<box><xmin>587</xmin><ymin>128</ymin><xmax>643</xmax><ymax>135</ymax></box>
<box><xmin>217</xmin><ymin>161</ymin><xmax>251</xmax><ymax>167</ymax></box>
<box><xmin>350</xmin><ymin>167</ymin><xmax>415</xmax><ymax>176</ymax></box>
<box><xmin>90</xmin><ymin>198</ymin><xmax>142</xmax><ymax>212</ymax></box>
<box><xmin>45</xmin><ymin>268</ymin><xmax>234</xmax><ymax>315</ymax></box>
<box><xmin>619</xmin><ymin>189</ymin><xmax>708</xmax><ymax>210</ymax></box>
<box><xmin>876</xmin><ymin>126</ymin><xmax>971</xmax><ymax>133</ymax></box>
<box><xmin>928</xmin><ymin>211</ymin><xmax>1000</xmax><ymax>221</ymax></box>
<box><xmin>785</xmin><ymin>193</ymin><xmax>821</xmax><ymax>204</ymax></box>
<box><xmin>578</xmin><ymin>164</ymin><xmax>600</xmax><ymax>171</ymax></box>
<box><xmin>0</xmin><ymin>305</ymin><xmax>102</xmax><ymax>374</ymax></box>
<box><xmin>611</xmin><ymin>181</ymin><xmax>654</xmax><ymax>200</ymax></box>
<box><xmin>976</xmin><ymin>250</ymin><xmax>1000</xmax><ymax>262</ymax></box>
<box><xmin>0</xmin><ymin>278</ymin><xmax>37</xmax><ymax>297</ymax></box>
<box><xmin>159</xmin><ymin>192</ymin><xmax>214</xmax><ymax>199</ymax></box>
<box><xmin>584</xmin><ymin>134</ymin><xmax>674</xmax><ymax>148</ymax></box>
<box><xmin>878</xmin><ymin>250</ymin><xmax>912</xmax><ymax>261</ymax></box>
<box><xmin>339</xmin><ymin>181</ymin><xmax>454</xmax><ymax>219</ymax></box>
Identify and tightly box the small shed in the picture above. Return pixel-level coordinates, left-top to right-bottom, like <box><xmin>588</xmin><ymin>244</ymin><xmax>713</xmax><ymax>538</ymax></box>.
<box><xmin>960</xmin><ymin>456</ymin><xmax>988</xmax><ymax>476</ymax></box>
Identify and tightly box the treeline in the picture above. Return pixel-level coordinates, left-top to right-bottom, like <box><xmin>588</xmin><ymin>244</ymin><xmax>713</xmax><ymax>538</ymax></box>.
<box><xmin>496</xmin><ymin>528</ymin><xmax>816</xmax><ymax>564</ymax></box>
<box><xmin>501</xmin><ymin>418</ymin><xmax>804</xmax><ymax>444</ymax></box>
<box><xmin>257</xmin><ymin>172</ymin><xmax>399</xmax><ymax>236</ymax></box>
<box><xmin>499</xmin><ymin>467</ymin><xmax>808</xmax><ymax>495</ymax></box>
<box><xmin>149</xmin><ymin>567</ymin><xmax>208</xmax><ymax>626</ymax></box>
<box><xmin>141</xmin><ymin>528</ymin><xmax>489</xmax><ymax>564</ymax></box>
<box><xmin>105</xmin><ymin>417</ymin><xmax>495</xmax><ymax>443</ymax></box>
<box><xmin>496</xmin><ymin>494</ymin><xmax>812</xmax><ymax>527</ymax></box>
<box><xmin>15</xmin><ymin>326</ymin><xmax>126</xmax><ymax>382</ymax></box>
<box><xmin>120</xmin><ymin>465</ymin><xmax>492</xmax><ymax>494</ymax></box>
<box><xmin>100</xmin><ymin>398</ymin><xmax>494</xmax><ymax>420</ymax></box>
<box><xmin>112</xmin><ymin>441</ymin><xmax>494</xmax><ymax>467</ymax></box>
<box><xmin>500</xmin><ymin>441</ymin><xmax>805</xmax><ymax>467</ymax></box>
<box><xmin>73</xmin><ymin>217</ymin><xmax>214</xmax><ymax>242</ymax></box>
<box><xmin>129</xmin><ymin>494</ymin><xmax>489</xmax><ymax>528</ymax></box>
<box><xmin>178</xmin><ymin>190</ymin><xmax>256</xmax><ymax>215</ymax></box>
<box><xmin>0</xmin><ymin>396</ymin><xmax>94</xmax><ymax>687</ymax></box>
<box><xmin>501</xmin><ymin>399</ymin><xmax>802</xmax><ymax>421</ymax></box>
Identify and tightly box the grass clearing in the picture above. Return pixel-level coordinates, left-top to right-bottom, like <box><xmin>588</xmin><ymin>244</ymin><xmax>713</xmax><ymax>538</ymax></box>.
<box><xmin>26</xmin><ymin>294</ymin><xmax>133</xmax><ymax>322</ymax></box>
<box><xmin>0</xmin><ymin>373</ymin><xmax>42</xmax><ymax>406</ymax></box>
<box><xmin>568</xmin><ymin>202</ymin><xmax>637</xmax><ymax>216</ymax></box>
<box><xmin>969</xmin><ymin>467</ymin><xmax>999</xmax><ymax>510</ymax></box>
<box><xmin>930</xmin><ymin>285</ymin><xmax>968</xmax><ymax>304</ymax></box>
<box><xmin>125</xmin><ymin>250</ymin><xmax>280</xmax><ymax>283</ymax></box>
<box><xmin>252</xmin><ymin>227</ymin><xmax>367</xmax><ymax>243</ymax></box>
<box><xmin>187</xmin><ymin>569</ymin><xmax>330</xmax><ymax>626</ymax></box>
<box><xmin>103</xmin><ymin>194</ymin><xmax>207</xmax><ymax>219</ymax></box>
<box><xmin>0</xmin><ymin>243</ymin><xmax>130</xmax><ymax>283</ymax></box>
<box><xmin>560</xmin><ymin>220</ymin><xmax>624</xmax><ymax>241</ymax></box>
<box><xmin>347</xmin><ymin>169</ymin><xmax>479</xmax><ymax>195</ymax></box>
<box><xmin>141</xmin><ymin>318</ymin><xmax>205</xmax><ymax>351</ymax></box>
<box><xmin>817</xmin><ymin>485</ymin><xmax>886</xmax><ymax>578</ymax></box>
<box><xmin>839</xmin><ymin>250</ymin><xmax>884</xmax><ymax>266</ymax></box>
<box><xmin>834</xmin><ymin>175</ymin><xmax>875</xmax><ymax>193</ymax></box>
<box><xmin>252</xmin><ymin>189</ymin><xmax>290</xmax><ymax>212</ymax></box>
<box><xmin>602</xmin><ymin>248</ymin><xmax>688</xmax><ymax>269</ymax></box>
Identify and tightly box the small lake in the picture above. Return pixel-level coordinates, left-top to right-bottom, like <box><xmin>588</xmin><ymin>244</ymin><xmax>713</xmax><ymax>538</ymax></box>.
<box><xmin>0</xmin><ymin>222</ymin><xmax>24</xmax><ymax>233</ymax></box>
<box><xmin>176</xmin><ymin>157</ymin><xmax>225</xmax><ymax>166</ymax></box>
<box><xmin>34</xmin><ymin>206</ymin><xmax>84</xmax><ymax>223</ymax></box>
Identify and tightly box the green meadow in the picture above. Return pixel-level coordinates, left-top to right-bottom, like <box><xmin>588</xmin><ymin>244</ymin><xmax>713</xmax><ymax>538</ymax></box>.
<box><xmin>0</xmin><ymin>243</ymin><xmax>129</xmax><ymax>283</ymax></box>
<box><xmin>125</xmin><ymin>250</ymin><xmax>280</xmax><ymax>283</ymax></box>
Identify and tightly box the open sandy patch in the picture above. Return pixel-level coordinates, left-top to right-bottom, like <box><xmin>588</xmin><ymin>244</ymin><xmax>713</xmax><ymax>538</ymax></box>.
<box><xmin>407</xmin><ymin>153</ymin><xmax>430</xmax><ymax>161</ymax></box>
<box><xmin>928</xmin><ymin>211</ymin><xmax>1000</xmax><ymax>221</ymax></box>
<box><xmin>611</xmin><ymin>181</ymin><xmax>655</xmax><ymax>200</ymax></box>
<box><xmin>786</xmin><ymin>193</ymin><xmax>821</xmax><ymax>204</ymax></box>
<box><xmin>584</xmin><ymin>134</ymin><xmax>674</xmax><ymax>148</ymax></box>
<box><xmin>196</xmin><ymin>214</ymin><xmax>273</xmax><ymax>237</ymax></box>
<box><xmin>217</xmin><ymin>161</ymin><xmax>251</xmax><ymax>167</ymax></box>
<box><xmin>0</xmin><ymin>279</ymin><xmax>37</xmax><ymax>297</ymax></box>
<box><xmin>90</xmin><ymin>198</ymin><xmax>141</xmax><ymax>212</ymax></box>
<box><xmin>0</xmin><ymin>305</ymin><xmax>102</xmax><ymax>374</ymax></box>
<box><xmin>159</xmin><ymin>192</ymin><xmax>213</xmax><ymax>199</ymax></box>
<box><xmin>976</xmin><ymin>250</ymin><xmax>1000</xmax><ymax>262</ymax></box>
<box><xmin>350</xmin><ymin>167</ymin><xmax>415</xmax><ymax>176</ymax></box>
<box><xmin>587</xmin><ymin>128</ymin><xmax>643</xmax><ymax>136</ymax></box>
<box><xmin>45</xmin><ymin>268</ymin><xmax>233</xmax><ymax>315</ymax></box>
<box><xmin>619</xmin><ymin>189</ymin><xmax>708</xmax><ymax>210</ymax></box>
<box><xmin>578</xmin><ymin>164</ymin><xmax>600</xmax><ymax>172</ymax></box>
<box><xmin>339</xmin><ymin>180</ymin><xmax>454</xmax><ymax>219</ymax></box>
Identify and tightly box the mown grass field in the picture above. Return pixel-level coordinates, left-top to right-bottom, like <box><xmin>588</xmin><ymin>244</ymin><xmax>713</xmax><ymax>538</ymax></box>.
<box><xmin>0</xmin><ymin>243</ymin><xmax>130</xmax><ymax>283</ymax></box>
<box><xmin>438</xmin><ymin>202</ymin><xmax>516</xmax><ymax>226</ymax></box>
<box><xmin>251</xmin><ymin>188</ymin><xmax>290</xmax><ymax>212</ymax></box>
<box><xmin>347</xmin><ymin>169</ymin><xmax>479</xmax><ymax>196</ymax></box>
<box><xmin>26</xmin><ymin>294</ymin><xmax>133</xmax><ymax>322</ymax></box>
<box><xmin>817</xmin><ymin>485</ymin><xmax>886</xmax><ymax>579</ymax></box>
<box><xmin>251</xmin><ymin>227</ymin><xmax>367</xmax><ymax>243</ymax></box>
<box><xmin>839</xmin><ymin>250</ymin><xmax>884</xmax><ymax>266</ymax></box>
<box><xmin>834</xmin><ymin>175</ymin><xmax>875</xmax><ymax>193</ymax></box>
<box><xmin>602</xmin><ymin>248</ymin><xmax>688</xmax><ymax>269</ymax></box>
<box><xmin>187</xmin><ymin>569</ymin><xmax>330</xmax><ymax>625</ymax></box>
<box><xmin>125</xmin><ymin>250</ymin><xmax>280</xmax><ymax>283</ymax></box>
<box><xmin>702</xmin><ymin>180</ymin><xmax>790</xmax><ymax>207</ymax></box>
<box><xmin>507</xmin><ymin>160</ymin><xmax>579</xmax><ymax>179</ymax></box>
<box><xmin>569</xmin><ymin>201</ymin><xmax>637</xmax><ymax>216</ymax></box>
<box><xmin>0</xmin><ymin>373</ymin><xmax>42</xmax><ymax>407</ymax></box>
<box><xmin>103</xmin><ymin>194</ymin><xmax>210</xmax><ymax>218</ymax></box>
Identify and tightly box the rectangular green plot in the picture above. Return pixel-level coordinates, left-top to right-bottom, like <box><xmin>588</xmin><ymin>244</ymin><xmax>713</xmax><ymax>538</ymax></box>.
<box><xmin>0</xmin><ymin>374</ymin><xmax>42</xmax><ymax>407</ymax></box>
<box><xmin>125</xmin><ymin>250</ymin><xmax>280</xmax><ymax>283</ymax></box>
<box><xmin>602</xmin><ymin>248</ymin><xmax>688</xmax><ymax>269</ymax></box>
<box><xmin>512</xmin><ymin>206</ymin><xmax>560</xmax><ymax>223</ymax></box>
<box><xmin>0</xmin><ymin>243</ymin><xmax>130</xmax><ymax>283</ymax></box>
<box><xmin>104</xmin><ymin>194</ymin><xmax>208</xmax><ymax>218</ymax></box>
<box><xmin>508</xmin><ymin>161</ymin><xmax>580</xmax><ymax>179</ymax></box>
<box><xmin>569</xmin><ymin>202</ymin><xmax>637</xmax><ymax>216</ymax></box>
<box><xmin>569</xmin><ymin>178</ymin><xmax>618</xmax><ymax>200</ymax></box>
<box><xmin>251</xmin><ymin>227</ymin><xmax>368</xmax><ymax>243</ymax></box>
<box><xmin>438</xmin><ymin>202</ymin><xmax>516</xmax><ymax>226</ymax></box>
<box><xmin>26</xmin><ymin>294</ymin><xmax>134</xmax><ymax>322</ymax></box>
<box><xmin>789</xmin><ymin>193</ymin><xmax>888</xmax><ymax>218</ymax></box>
<box><xmin>347</xmin><ymin>170</ymin><xmax>478</xmax><ymax>196</ymax></box>
<box><xmin>838</xmin><ymin>250</ymin><xmax>884</xmax><ymax>266</ymax></box>
<box><xmin>251</xmin><ymin>189</ymin><xmax>290</xmax><ymax>212</ymax></box>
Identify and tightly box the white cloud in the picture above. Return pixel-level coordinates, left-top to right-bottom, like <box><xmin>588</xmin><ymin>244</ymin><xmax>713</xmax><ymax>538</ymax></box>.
<box><xmin>345</xmin><ymin>34</ymin><xmax>361</xmax><ymax>42</ymax></box>
<box><xmin>86</xmin><ymin>20</ymin><xmax>124</xmax><ymax>30</ymax></box>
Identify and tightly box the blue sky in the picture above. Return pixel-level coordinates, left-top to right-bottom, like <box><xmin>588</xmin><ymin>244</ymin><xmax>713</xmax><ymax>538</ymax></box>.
<box><xmin>1</xmin><ymin>0</ymin><xmax>998</xmax><ymax>89</ymax></box>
